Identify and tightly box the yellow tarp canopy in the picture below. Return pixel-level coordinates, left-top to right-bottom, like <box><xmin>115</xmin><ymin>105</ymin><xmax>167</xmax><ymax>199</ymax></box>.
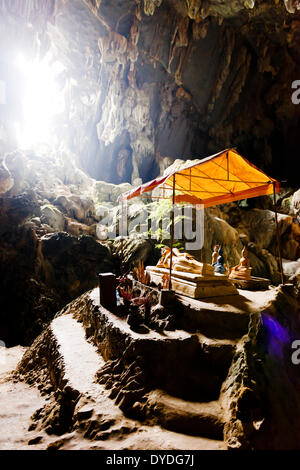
<box><xmin>119</xmin><ymin>148</ymin><xmax>280</xmax><ymax>207</ymax></box>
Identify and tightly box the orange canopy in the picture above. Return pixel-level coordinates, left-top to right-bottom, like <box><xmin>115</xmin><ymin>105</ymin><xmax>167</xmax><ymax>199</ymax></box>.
<box><xmin>118</xmin><ymin>148</ymin><xmax>280</xmax><ymax>208</ymax></box>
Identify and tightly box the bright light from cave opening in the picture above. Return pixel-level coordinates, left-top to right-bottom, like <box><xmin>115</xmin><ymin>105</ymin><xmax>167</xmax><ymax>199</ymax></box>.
<box><xmin>15</xmin><ymin>52</ymin><xmax>65</xmax><ymax>150</ymax></box>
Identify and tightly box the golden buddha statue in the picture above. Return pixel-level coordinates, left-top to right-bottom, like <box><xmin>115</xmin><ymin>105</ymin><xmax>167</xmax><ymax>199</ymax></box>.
<box><xmin>157</xmin><ymin>246</ymin><xmax>214</xmax><ymax>276</ymax></box>
<box><xmin>212</xmin><ymin>244</ymin><xmax>220</xmax><ymax>265</ymax></box>
<box><xmin>229</xmin><ymin>246</ymin><xmax>252</xmax><ymax>281</ymax></box>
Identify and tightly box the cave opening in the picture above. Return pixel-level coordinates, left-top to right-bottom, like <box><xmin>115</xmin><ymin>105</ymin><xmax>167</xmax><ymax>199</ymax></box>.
<box><xmin>14</xmin><ymin>52</ymin><xmax>66</xmax><ymax>151</ymax></box>
<box><xmin>0</xmin><ymin>0</ymin><xmax>300</xmax><ymax>452</ymax></box>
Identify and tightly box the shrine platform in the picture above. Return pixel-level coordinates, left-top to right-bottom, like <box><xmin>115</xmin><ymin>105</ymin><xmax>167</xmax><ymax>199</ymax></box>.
<box><xmin>146</xmin><ymin>266</ymin><xmax>238</xmax><ymax>299</ymax></box>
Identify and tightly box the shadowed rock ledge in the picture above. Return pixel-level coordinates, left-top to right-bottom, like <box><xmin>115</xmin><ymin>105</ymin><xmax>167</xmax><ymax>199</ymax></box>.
<box><xmin>14</xmin><ymin>283</ymin><xmax>300</xmax><ymax>449</ymax></box>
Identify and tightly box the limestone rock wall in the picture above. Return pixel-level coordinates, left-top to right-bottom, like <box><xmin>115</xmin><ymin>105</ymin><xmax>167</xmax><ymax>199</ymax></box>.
<box><xmin>0</xmin><ymin>0</ymin><xmax>300</xmax><ymax>350</ymax></box>
<box><xmin>1</xmin><ymin>0</ymin><xmax>300</xmax><ymax>185</ymax></box>
<box><xmin>221</xmin><ymin>286</ymin><xmax>300</xmax><ymax>449</ymax></box>
<box><xmin>77</xmin><ymin>0</ymin><xmax>300</xmax><ymax>185</ymax></box>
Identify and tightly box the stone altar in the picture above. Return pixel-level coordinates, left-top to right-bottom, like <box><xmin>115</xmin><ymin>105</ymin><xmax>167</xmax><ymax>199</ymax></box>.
<box><xmin>147</xmin><ymin>247</ymin><xmax>238</xmax><ymax>299</ymax></box>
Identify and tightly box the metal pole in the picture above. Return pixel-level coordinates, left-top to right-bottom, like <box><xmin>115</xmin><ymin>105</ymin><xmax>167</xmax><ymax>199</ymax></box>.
<box><xmin>273</xmin><ymin>183</ymin><xmax>284</xmax><ymax>285</ymax></box>
<box><xmin>121</xmin><ymin>200</ymin><xmax>125</xmax><ymax>272</ymax></box>
<box><xmin>168</xmin><ymin>174</ymin><xmax>175</xmax><ymax>290</ymax></box>
<box><xmin>226</xmin><ymin>151</ymin><xmax>229</xmax><ymax>180</ymax></box>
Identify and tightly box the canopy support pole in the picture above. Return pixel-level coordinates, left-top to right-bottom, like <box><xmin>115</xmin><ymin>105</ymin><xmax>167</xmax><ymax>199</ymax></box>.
<box><xmin>168</xmin><ymin>175</ymin><xmax>175</xmax><ymax>290</ymax></box>
<box><xmin>121</xmin><ymin>200</ymin><xmax>125</xmax><ymax>272</ymax></box>
<box><xmin>273</xmin><ymin>182</ymin><xmax>284</xmax><ymax>285</ymax></box>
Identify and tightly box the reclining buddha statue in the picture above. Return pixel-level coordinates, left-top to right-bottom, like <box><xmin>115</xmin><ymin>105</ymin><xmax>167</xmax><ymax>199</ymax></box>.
<box><xmin>229</xmin><ymin>246</ymin><xmax>252</xmax><ymax>280</ymax></box>
<box><xmin>156</xmin><ymin>246</ymin><xmax>215</xmax><ymax>276</ymax></box>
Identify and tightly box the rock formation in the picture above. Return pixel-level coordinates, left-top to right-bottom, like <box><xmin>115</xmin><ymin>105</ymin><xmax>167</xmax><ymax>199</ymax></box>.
<box><xmin>0</xmin><ymin>0</ymin><xmax>300</xmax><ymax>184</ymax></box>
<box><xmin>11</xmin><ymin>283</ymin><xmax>300</xmax><ymax>450</ymax></box>
<box><xmin>0</xmin><ymin>0</ymin><xmax>299</xmax><ymax>451</ymax></box>
<box><xmin>0</xmin><ymin>149</ymin><xmax>299</xmax><ymax>347</ymax></box>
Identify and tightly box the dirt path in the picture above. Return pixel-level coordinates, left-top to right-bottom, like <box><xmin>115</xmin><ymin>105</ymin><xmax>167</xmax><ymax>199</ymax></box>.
<box><xmin>0</xmin><ymin>346</ymin><xmax>46</xmax><ymax>450</ymax></box>
<box><xmin>0</xmin><ymin>345</ymin><xmax>225</xmax><ymax>450</ymax></box>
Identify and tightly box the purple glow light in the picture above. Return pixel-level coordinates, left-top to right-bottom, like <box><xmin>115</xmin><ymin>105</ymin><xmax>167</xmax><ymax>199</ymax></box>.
<box><xmin>261</xmin><ymin>313</ymin><xmax>290</xmax><ymax>359</ymax></box>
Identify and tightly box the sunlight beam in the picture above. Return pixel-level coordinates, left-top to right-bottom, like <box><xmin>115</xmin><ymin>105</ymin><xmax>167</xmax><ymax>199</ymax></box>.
<box><xmin>15</xmin><ymin>52</ymin><xmax>65</xmax><ymax>150</ymax></box>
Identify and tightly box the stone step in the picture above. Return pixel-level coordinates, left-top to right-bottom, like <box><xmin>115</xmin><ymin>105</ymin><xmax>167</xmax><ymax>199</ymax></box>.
<box><xmin>40</xmin><ymin>314</ymin><xmax>226</xmax><ymax>445</ymax></box>
<box><xmin>177</xmin><ymin>293</ymin><xmax>251</xmax><ymax>339</ymax></box>
<box><xmin>70</xmin><ymin>290</ymin><xmax>238</xmax><ymax>402</ymax></box>
<box><xmin>44</xmin><ymin>315</ymin><xmax>127</xmax><ymax>435</ymax></box>
<box><xmin>51</xmin><ymin>315</ymin><xmax>106</xmax><ymax>396</ymax></box>
<box><xmin>197</xmin><ymin>334</ymin><xmax>237</xmax><ymax>370</ymax></box>
<box><xmin>73</xmin><ymin>292</ymin><xmax>236</xmax><ymax>401</ymax></box>
<box><xmin>16</xmin><ymin>295</ymin><xmax>228</xmax><ymax>448</ymax></box>
<box><xmin>144</xmin><ymin>389</ymin><xmax>224</xmax><ymax>440</ymax></box>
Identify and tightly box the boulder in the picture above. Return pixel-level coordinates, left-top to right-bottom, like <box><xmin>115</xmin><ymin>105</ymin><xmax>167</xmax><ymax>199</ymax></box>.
<box><xmin>111</xmin><ymin>237</ymin><xmax>155</xmax><ymax>269</ymax></box>
<box><xmin>247</xmin><ymin>243</ymin><xmax>281</xmax><ymax>284</ymax></box>
<box><xmin>41</xmin><ymin>205</ymin><xmax>66</xmax><ymax>232</ymax></box>
<box><xmin>111</xmin><ymin>183</ymin><xmax>133</xmax><ymax>203</ymax></box>
<box><xmin>54</xmin><ymin>194</ymin><xmax>95</xmax><ymax>223</ymax></box>
<box><xmin>54</xmin><ymin>152</ymin><xmax>93</xmax><ymax>192</ymax></box>
<box><xmin>203</xmin><ymin>209</ymin><xmax>243</xmax><ymax>269</ymax></box>
<box><xmin>93</xmin><ymin>181</ymin><xmax>116</xmax><ymax>203</ymax></box>
<box><xmin>41</xmin><ymin>233</ymin><xmax>116</xmax><ymax>299</ymax></box>
<box><xmin>4</xmin><ymin>151</ymin><xmax>30</xmax><ymax>195</ymax></box>
<box><xmin>0</xmin><ymin>158</ymin><xmax>13</xmax><ymax>194</ymax></box>
<box><xmin>0</xmin><ymin>192</ymin><xmax>40</xmax><ymax>235</ymax></box>
<box><xmin>282</xmin><ymin>258</ymin><xmax>300</xmax><ymax>280</ymax></box>
<box><xmin>224</xmin><ymin>207</ymin><xmax>299</xmax><ymax>261</ymax></box>
<box><xmin>66</xmin><ymin>219</ymin><xmax>96</xmax><ymax>237</ymax></box>
<box><xmin>291</xmin><ymin>189</ymin><xmax>300</xmax><ymax>224</ymax></box>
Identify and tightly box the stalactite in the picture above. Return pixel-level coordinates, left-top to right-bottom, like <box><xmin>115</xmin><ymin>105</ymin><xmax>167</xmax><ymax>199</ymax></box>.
<box><xmin>207</xmin><ymin>28</ymin><xmax>235</xmax><ymax>115</ymax></box>
<box><xmin>98</xmin><ymin>31</ymin><xmax>128</xmax><ymax>64</ymax></box>
<box><xmin>186</xmin><ymin>0</ymin><xmax>202</xmax><ymax>20</ymax></box>
<box><xmin>143</xmin><ymin>0</ymin><xmax>163</xmax><ymax>16</ymax></box>
<box><xmin>192</xmin><ymin>18</ymin><xmax>210</xmax><ymax>39</ymax></box>
<box><xmin>284</xmin><ymin>0</ymin><xmax>300</xmax><ymax>14</ymax></box>
<box><xmin>128</xmin><ymin>21</ymin><xmax>140</xmax><ymax>70</ymax></box>
<box><xmin>167</xmin><ymin>15</ymin><xmax>189</xmax><ymax>73</ymax></box>
<box><xmin>209</xmin><ymin>46</ymin><xmax>252</xmax><ymax>145</ymax></box>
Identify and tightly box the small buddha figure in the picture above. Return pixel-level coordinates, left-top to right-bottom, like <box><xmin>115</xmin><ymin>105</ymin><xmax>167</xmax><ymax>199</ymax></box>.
<box><xmin>157</xmin><ymin>246</ymin><xmax>173</xmax><ymax>268</ymax></box>
<box><xmin>157</xmin><ymin>246</ymin><xmax>214</xmax><ymax>275</ymax></box>
<box><xmin>213</xmin><ymin>245</ymin><xmax>226</xmax><ymax>274</ymax></box>
<box><xmin>212</xmin><ymin>244</ymin><xmax>220</xmax><ymax>265</ymax></box>
<box><xmin>229</xmin><ymin>246</ymin><xmax>252</xmax><ymax>280</ymax></box>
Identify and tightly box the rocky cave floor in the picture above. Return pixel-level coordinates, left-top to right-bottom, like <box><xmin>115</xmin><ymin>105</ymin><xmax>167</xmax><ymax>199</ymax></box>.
<box><xmin>1</xmin><ymin>0</ymin><xmax>300</xmax><ymax>452</ymax></box>
<box><xmin>0</xmin><ymin>345</ymin><xmax>224</xmax><ymax>450</ymax></box>
<box><xmin>1</xmin><ymin>284</ymin><xmax>300</xmax><ymax>450</ymax></box>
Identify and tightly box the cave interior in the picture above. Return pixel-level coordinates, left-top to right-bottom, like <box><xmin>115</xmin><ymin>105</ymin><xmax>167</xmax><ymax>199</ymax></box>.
<box><xmin>0</xmin><ymin>0</ymin><xmax>300</xmax><ymax>452</ymax></box>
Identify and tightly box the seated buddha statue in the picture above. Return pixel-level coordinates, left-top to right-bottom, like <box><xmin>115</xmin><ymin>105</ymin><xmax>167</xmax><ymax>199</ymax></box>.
<box><xmin>212</xmin><ymin>244</ymin><xmax>220</xmax><ymax>265</ymax></box>
<box><xmin>212</xmin><ymin>245</ymin><xmax>226</xmax><ymax>274</ymax></box>
<box><xmin>157</xmin><ymin>246</ymin><xmax>214</xmax><ymax>275</ymax></box>
<box><xmin>229</xmin><ymin>246</ymin><xmax>252</xmax><ymax>280</ymax></box>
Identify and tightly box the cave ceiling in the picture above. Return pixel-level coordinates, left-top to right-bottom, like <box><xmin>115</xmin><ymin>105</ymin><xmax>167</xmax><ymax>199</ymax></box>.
<box><xmin>0</xmin><ymin>0</ymin><xmax>300</xmax><ymax>185</ymax></box>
